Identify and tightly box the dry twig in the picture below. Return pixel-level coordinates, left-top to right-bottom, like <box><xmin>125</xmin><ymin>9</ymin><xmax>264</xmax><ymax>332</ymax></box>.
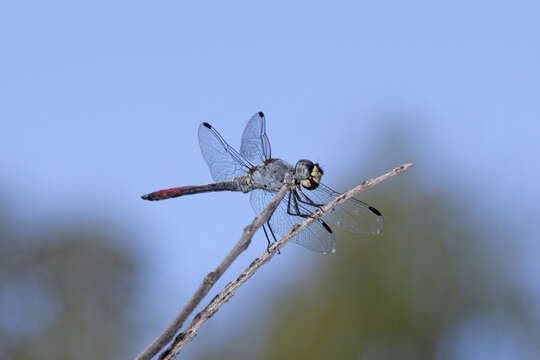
<box><xmin>135</xmin><ymin>185</ymin><xmax>289</xmax><ymax>360</ymax></box>
<box><xmin>157</xmin><ymin>163</ymin><xmax>414</xmax><ymax>360</ymax></box>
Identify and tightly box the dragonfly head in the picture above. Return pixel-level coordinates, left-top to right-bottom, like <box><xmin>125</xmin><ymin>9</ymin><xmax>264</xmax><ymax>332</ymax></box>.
<box><xmin>295</xmin><ymin>159</ymin><xmax>323</xmax><ymax>190</ymax></box>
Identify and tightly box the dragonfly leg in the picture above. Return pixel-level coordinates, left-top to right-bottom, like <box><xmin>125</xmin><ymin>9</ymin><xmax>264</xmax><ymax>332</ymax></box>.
<box><xmin>288</xmin><ymin>190</ymin><xmax>333</xmax><ymax>235</ymax></box>
<box><xmin>288</xmin><ymin>190</ymin><xmax>312</xmax><ymax>219</ymax></box>
<box><xmin>262</xmin><ymin>224</ymin><xmax>271</xmax><ymax>248</ymax></box>
<box><xmin>262</xmin><ymin>223</ymin><xmax>280</xmax><ymax>254</ymax></box>
<box><xmin>296</xmin><ymin>186</ymin><xmax>324</xmax><ymax>207</ymax></box>
<box><xmin>267</xmin><ymin>221</ymin><xmax>280</xmax><ymax>254</ymax></box>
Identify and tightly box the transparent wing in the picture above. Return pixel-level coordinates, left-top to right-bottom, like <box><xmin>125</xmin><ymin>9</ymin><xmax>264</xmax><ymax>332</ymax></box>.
<box><xmin>297</xmin><ymin>183</ymin><xmax>384</xmax><ymax>235</ymax></box>
<box><xmin>240</xmin><ymin>112</ymin><xmax>272</xmax><ymax>165</ymax></box>
<box><xmin>250</xmin><ymin>189</ymin><xmax>337</xmax><ymax>254</ymax></box>
<box><xmin>198</xmin><ymin>122</ymin><xmax>253</xmax><ymax>182</ymax></box>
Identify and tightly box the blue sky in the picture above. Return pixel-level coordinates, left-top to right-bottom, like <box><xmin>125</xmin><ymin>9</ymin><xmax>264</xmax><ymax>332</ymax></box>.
<box><xmin>1</xmin><ymin>1</ymin><xmax>539</xmax><ymax>358</ymax></box>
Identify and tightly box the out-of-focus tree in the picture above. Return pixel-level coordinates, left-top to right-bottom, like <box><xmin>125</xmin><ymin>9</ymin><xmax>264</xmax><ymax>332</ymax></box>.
<box><xmin>0</xmin><ymin>210</ymin><xmax>138</xmax><ymax>360</ymax></box>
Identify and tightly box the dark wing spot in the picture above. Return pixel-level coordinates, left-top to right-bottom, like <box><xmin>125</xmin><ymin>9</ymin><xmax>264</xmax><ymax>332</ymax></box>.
<box><xmin>258</xmin><ymin>111</ymin><xmax>264</xmax><ymax>117</ymax></box>
<box><xmin>321</xmin><ymin>220</ymin><xmax>333</xmax><ymax>234</ymax></box>
<box><xmin>369</xmin><ymin>206</ymin><xmax>382</xmax><ymax>216</ymax></box>
<box><xmin>202</xmin><ymin>122</ymin><xmax>212</xmax><ymax>129</ymax></box>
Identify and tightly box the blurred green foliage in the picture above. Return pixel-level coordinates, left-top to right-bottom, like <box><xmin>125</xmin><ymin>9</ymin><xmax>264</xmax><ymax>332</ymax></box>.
<box><xmin>196</xmin><ymin>170</ymin><xmax>540</xmax><ymax>359</ymax></box>
<box><xmin>0</xmin><ymin>216</ymin><xmax>137</xmax><ymax>360</ymax></box>
<box><xmin>1</xmin><ymin>128</ymin><xmax>538</xmax><ymax>360</ymax></box>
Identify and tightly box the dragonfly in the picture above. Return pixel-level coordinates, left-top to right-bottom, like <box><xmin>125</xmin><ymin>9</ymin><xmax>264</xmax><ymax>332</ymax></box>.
<box><xmin>141</xmin><ymin>112</ymin><xmax>383</xmax><ymax>254</ymax></box>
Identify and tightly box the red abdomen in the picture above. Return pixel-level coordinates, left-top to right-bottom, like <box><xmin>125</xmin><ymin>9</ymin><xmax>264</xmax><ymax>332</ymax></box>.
<box><xmin>141</xmin><ymin>187</ymin><xmax>184</xmax><ymax>201</ymax></box>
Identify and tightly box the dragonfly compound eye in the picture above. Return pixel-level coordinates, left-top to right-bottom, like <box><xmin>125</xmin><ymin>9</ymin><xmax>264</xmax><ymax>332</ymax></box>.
<box><xmin>295</xmin><ymin>159</ymin><xmax>314</xmax><ymax>180</ymax></box>
<box><xmin>299</xmin><ymin>163</ymin><xmax>322</xmax><ymax>190</ymax></box>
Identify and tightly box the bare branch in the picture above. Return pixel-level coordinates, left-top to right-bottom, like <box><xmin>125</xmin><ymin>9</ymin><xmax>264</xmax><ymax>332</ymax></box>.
<box><xmin>135</xmin><ymin>185</ymin><xmax>289</xmax><ymax>360</ymax></box>
<box><xmin>158</xmin><ymin>163</ymin><xmax>414</xmax><ymax>360</ymax></box>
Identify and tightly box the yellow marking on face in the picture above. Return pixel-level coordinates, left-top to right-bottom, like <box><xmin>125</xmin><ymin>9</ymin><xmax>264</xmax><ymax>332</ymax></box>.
<box><xmin>311</xmin><ymin>165</ymin><xmax>323</xmax><ymax>184</ymax></box>
<box><xmin>301</xmin><ymin>179</ymin><xmax>312</xmax><ymax>188</ymax></box>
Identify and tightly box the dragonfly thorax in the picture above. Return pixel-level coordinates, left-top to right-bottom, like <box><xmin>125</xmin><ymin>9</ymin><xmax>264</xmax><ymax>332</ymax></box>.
<box><xmin>248</xmin><ymin>158</ymin><xmax>295</xmax><ymax>192</ymax></box>
<box><xmin>295</xmin><ymin>159</ymin><xmax>323</xmax><ymax>190</ymax></box>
